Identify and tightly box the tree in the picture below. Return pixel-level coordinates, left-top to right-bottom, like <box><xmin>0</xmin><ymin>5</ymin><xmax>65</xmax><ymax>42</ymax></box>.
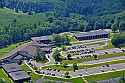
<box><xmin>0</xmin><ymin>78</ymin><xmax>6</xmax><ymax>83</ymax></box>
<box><xmin>62</xmin><ymin>46</ymin><xmax>66</xmax><ymax>51</ymax></box>
<box><xmin>62</xmin><ymin>63</ymin><xmax>68</xmax><ymax>68</ymax></box>
<box><xmin>65</xmin><ymin>71</ymin><xmax>70</xmax><ymax>78</ymax></box>
<box><xmin>119</xmin><ymin>21</ymin><xmax>125</xmax><ymax>32</ymax></box>
<box><xmin>51</xmin><ymin>34</ymin><xmax>69</xmax><ymax>45</ymax></box>
<box><xmin>93</xmin><ymin>55</ymin><xmax>98</xmax><ymax>60</ymax></box>
<box><xmin>34</xmin><ymin>47</ymin><xmax>47</xmax><ymax>62</ymax></box>
<box><xmin>111</xmin><ymin>33</ymin><xmax>125</xmax><ymax>47</ymax></box>
<box><xmin>52</xmin><ymin>48</ymin><xmax>61</xmax><ymax>63</ymax></box>
<box><xmin>73</xmin><ymin>63</ymin><xmax>78</xmax><ymax>72</ymax></box>
<box><xmin>111</xmin><ymin>23</ymin><xmax>119</xmax><ymax>33</ymax></box>
<box><xmin>67</xmin><ymin>54</ymin><xmax>72</xmax><ymax>60</ymax></box>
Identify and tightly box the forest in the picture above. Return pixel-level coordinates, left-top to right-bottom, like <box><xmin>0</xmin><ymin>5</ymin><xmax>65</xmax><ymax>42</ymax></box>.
<box><xmin>0</xmin><ymin>0</ymin><xmax>125</xmax><ymax>47</ymax></box>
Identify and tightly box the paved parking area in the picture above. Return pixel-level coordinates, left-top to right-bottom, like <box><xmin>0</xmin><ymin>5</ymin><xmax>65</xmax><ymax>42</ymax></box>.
<box><xmin>39</xmin><ymin>70</ymin><xmax>64</xmax><ymax>77</ymax></box>
<box><xmin>72</xmin><ymin>48</ymin><xmax>125</xmax><ymax>58</ymax></box>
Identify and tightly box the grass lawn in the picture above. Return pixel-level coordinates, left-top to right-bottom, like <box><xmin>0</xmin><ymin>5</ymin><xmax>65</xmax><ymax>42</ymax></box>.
<box><xmin>0</xmin><ymin>41</ymin><xmax>29</xmax><ymax>59</ymax></box>
<box><xmin>0</xmin><ymin>68</ymin><xmax>12</xmax><ymax>83</ymax></box>
<box><xmin>98</xmin><ymin>52</ymin><xmax>125</xmax><ymax>59</ymax></box>
<box><xmin>84</xmin><ymin>70</ymin><xmax>125</xmax><ymax>82</ymax></box>
<box><xmin>0</xmin><ymin>44</ymin><xmax>19</xmax><ymax>59</ymax></box>
<box><xmin>0</xmin><ymin>8</ymin><xmax>48</xmax><ymax>26</ymax></box>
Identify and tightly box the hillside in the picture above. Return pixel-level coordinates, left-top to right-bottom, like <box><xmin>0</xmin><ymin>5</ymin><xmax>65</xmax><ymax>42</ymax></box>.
<box><xmin>0</xmin><ymin>0</ymin><xmax>125</xmax><ymax>48</ymax></box>
<box><xmin>0</xmin><ymin>8</ymin><xmax>86</xmax><ymax>47</ymax></box>
<box><xmin>0</xmin><ymin>0</ymin><xmax>125</xmax><ymax>16</ymax></box>
<box><xmin>0</xmin><ymin>8</ymin><xmax>48</xmax><ymax>26</ymax></box>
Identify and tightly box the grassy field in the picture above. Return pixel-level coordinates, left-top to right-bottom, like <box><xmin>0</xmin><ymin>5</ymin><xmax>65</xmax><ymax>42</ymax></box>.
<box><xmin>0</xmin><ymin>68</ymin><xmax>12</xmax><ymax>83</ymax></box>
<box><xmin>0</xmin><ymin>43</ymin><xmax>20</xmax><ymax>59</ymax></box>
<box><xmin>0</xmin><ymin>41</ymin><xmax>28</xmax><ymax>59</ymax></box>
<box><xmin>84</xmin><ymin>70</ymin><xmax>125</xmax><ymax>82</ymax></box>
<box><xmin>0</xmin><ymin>8</ymin><xmax>48</xmax><ymax>27</ymax></box>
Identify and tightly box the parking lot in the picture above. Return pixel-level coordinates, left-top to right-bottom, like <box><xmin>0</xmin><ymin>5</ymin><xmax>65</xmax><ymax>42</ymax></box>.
<box><xmin>72</xmin><ymin>48</ymin><xmax>125</xmax><ymax>59</ymax></box>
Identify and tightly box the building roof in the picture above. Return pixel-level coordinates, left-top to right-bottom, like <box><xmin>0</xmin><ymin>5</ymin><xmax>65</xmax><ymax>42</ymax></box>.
<box><xmin>2</xmin><ymin>63</ymin><xmax>30</xmax><ymax>81</ymax></box>
<box><xmin>9</xmin><ymin>71</ymin><xmax>30</xmax><ymax>81</ymax></box>
<box><xmin>32</xmin><ymin>43</ymin><xmax>55</xmax><ymax>47</ymax></box>
<box><xmin>2</xmin><ymin>63</ymin><xmax>22</xmax><ymax>73</ymax></box>
<box><xmin>12</xmin><ymin>55</ymin><xmax>23</xmax><ymax>60</ymax></box>
<box><xmin>74</xmin><ymin>30</ymin><xmax>109</xmax><ymax>38</ymax></box>
<box><xmin>31</xmin><ymin>36</ymin><xmax>50</xmax><ymax>41</ymax></box>
<box><xmin>40</xmin><ymin>47</ymin><xmax>52</xmax><ymax>52</ymax></box>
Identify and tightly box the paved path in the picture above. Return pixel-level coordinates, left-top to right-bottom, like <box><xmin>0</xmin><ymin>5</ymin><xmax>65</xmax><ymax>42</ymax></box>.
<box><xmin>46</xmin><ymin>53</ymin><xmax>55</xmax><ymax>64</ymax></box>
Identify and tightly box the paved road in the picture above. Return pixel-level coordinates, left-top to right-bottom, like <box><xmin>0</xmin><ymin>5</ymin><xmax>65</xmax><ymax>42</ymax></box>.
<box><xmin>70</xmin><ymin>63</ymin><xmax>125</xmax><ymax>77</ymax></box>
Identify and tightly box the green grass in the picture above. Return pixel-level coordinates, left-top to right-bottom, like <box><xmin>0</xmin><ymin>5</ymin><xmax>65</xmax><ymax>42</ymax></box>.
<box><xmin>84</xmin><ymin>70</ymin><xmax>125</xmax><ymax>82</ymax></box>
<box><xmin>0</xmin><ymin>44</ymin><xmax>19</xmax><ymax>59</ymax></box>
<box><xmin>0</xmin><ymin>68</ymin><xmax>12</xmax><ymax>83</ymax></box>
<box><xmin>0</xmin><ymin>41</ymin><xmax>27</xmax><ymax>59</ymax></box>
<box><xmin>97</xmin><ymin>52</ymin><xmax>125</xmax><ymax>59</ymax></box>
<box><xmin>0</xmin><ymin>8</ymin><xmax>48</xmax><ymax>27</ymax></box>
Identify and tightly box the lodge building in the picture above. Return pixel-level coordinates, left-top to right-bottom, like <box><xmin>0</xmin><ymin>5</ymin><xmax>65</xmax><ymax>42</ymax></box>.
<box><xmin>74</xmin><ymin>30</ymin><xmax>109</xmax><ymax>41</ymax></box>
<box><xmin>2</xmin><ymin>63</ymin><xmax>31</xmax><ymax>83</ymax></box>
<box><xmin>31</xmin><ymin>36</ymin><xmax>52</xmax><ymax>44</ymax></box>
<box><xmin>31</xmin><ymin>35</ymin><xmax>54</xmax><ymax>54</ymax></box>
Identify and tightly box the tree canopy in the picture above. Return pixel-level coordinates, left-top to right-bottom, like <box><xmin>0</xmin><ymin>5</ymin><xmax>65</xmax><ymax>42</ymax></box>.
<box><xmin>111</xmin><ymin>33</ymin><xmax>125</xmax><ymax>47</ymax></box>
<box><xmin>52</xmin><ymin>48</ymin><xmax>61</xmax><ymax>63</ymax></box>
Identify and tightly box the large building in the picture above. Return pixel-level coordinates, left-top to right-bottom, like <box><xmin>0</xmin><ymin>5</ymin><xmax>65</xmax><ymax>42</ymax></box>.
<box><xmin>31</xmin><ymin>36</ymin><xmax>55</xmax><ymax>54</ymax></box>
<box><xmin>31</xmin><ymin>36</ymin><xmax>52</xmax><ymax>44</ymax></box>
<box><xmin>0</xmin><ymin>51</ymin><xmax>33</xmax><ymax>67</ymax></box>
<box><xmin>2</xmin><ymin>63</ymin><xmax>31</xmax><ymax>83</ymax></box>
<box><xmin>74</xmin><ymin>30</ymin><xmax>109</xmax><ymax>41</ymax></box>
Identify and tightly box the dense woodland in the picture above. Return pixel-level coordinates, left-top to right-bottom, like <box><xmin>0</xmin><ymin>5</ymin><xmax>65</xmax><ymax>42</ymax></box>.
<box><xmin>0</xmin><ymin>0</ymin><xmax>125</xmax><ymax>16</ymax></box>
<box><xmin>0</xmin><ymin>0</ymin><xmax>125</xmax><ymax>47</ymax></box>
